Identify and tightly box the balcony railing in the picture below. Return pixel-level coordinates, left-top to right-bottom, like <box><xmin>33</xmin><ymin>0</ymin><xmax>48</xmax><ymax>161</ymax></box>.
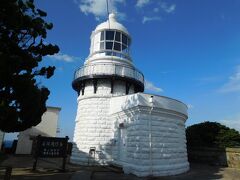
<box><xmin>74</xmin><ymin>63</ymin><xmax>144</xmax><ymax>84</ymax></box>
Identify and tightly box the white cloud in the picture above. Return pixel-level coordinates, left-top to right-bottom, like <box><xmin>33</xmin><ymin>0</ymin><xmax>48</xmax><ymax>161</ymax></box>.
<box><xmin>76</xmin><ymin>0</ymin><xmax>175</xmax><ymax>22</ymax></box>
<box><xmin>136</xmin><ymin>0</ymin><xmax>176</xmax><ymax>13</ymax></box>
<box><xmin>76</xmin><ymin>0</ymin><xmax>125</xmax><ymax>20</ymax></box>
<box><xmin>187</xmin><ymin>104</ymin><xmax>194</xmax><ymax>109</ymax></box>
<box><xmin>136</xmin><ymin>0</ymin><xmax>150</xmax><ymax>8</ymax></box>
<box><xmin>142</xmin><ymin>16</ymin><xmax>161</xmax><ymax>24</ymax></box>
<box><xmin>47</xmin><ymin>53</ymin><xmax>79</xmax><ymax>63</ymax></box>
<box><xmin>136</xmin><ymin>1</ymin><xmax>176</xmax><ymax>23</ymax></box>
<box><xmin>219</xmin><ymin>65</ymin><xmax>240</xmax><ymax>93</ymax></box>
<box><xmin>160</xmin><ymin>3</ymin><xmax>176</xmax><ymax>13</ymax></box>
<box><xmin>145</xmin><ymin>80</ymin><xmax>163</xmax><ymax>93</ymax></box>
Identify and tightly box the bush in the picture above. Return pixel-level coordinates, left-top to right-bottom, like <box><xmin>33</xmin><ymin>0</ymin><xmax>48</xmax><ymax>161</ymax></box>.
<box><xmin>186</xmin><ymin>121</ymin><xmax>240</xmax><ymax>148</ymax></box>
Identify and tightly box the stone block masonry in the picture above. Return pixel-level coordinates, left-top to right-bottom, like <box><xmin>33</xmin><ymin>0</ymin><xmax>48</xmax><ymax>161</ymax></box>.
<box><xmin>71</xmin><ymin>13</ymin><xmax>189</xmax><ymax>177</ymax></box>
<box><xmin>109</xmin><ymin>94</ymin><xmax>189</xmax><ymax>177</ymax></box>
<box><xmin>71</xmin><ymin>92</ymin><xmax>190</xmax><ymax>177</ymax></box>
<box><xmin>71</xmin><ymin>79</ymin><xmax>131</xmax><ymax>165</ymax></box>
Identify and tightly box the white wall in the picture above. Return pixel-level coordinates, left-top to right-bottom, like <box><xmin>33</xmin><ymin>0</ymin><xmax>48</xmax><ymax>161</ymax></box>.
<box><xmin>110</xmin><ymin>93</ymin><xmax>189</xmax><ymax>176</ymax></box>
<box><xmin>109</xmin><ymin>93</ymin><xmax>188</xmax><ymax>116</ymax></box>
<box><xmin>72</xmin><ymin>92</ymin><xmax>189</xmax><ymax>177</ymax></box>
<box><xmin>71</xmin><ymin>79</ymin><xmax>131</xmax><ymax>165</ymax></box>
<box><xmin>15</xmin><ymin>107</ymin><xmax>61</xmax><ymax>154</ymax></box>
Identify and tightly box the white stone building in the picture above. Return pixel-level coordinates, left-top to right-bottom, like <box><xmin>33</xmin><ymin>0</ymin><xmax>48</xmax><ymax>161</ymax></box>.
<box><xmin>16</xmin><ymin>106</ymin><xmax>61</xmax><ymax>154</ymax></box>
<box><xmin>71</xmin><ymin>14</ymin><xmax>189</xmax><ymax>177</ymax></box>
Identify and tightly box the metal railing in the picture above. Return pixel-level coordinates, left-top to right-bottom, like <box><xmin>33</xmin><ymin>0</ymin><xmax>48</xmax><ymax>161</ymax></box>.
<box><xmin>74</xmin><ymin>63</ymin><xmax>144</xmax><ymax>84</ymax></box>
<box><xmin>88</xmin><ymin>50</ymin><xmax>132</xmax><ymax>61</ymax></box>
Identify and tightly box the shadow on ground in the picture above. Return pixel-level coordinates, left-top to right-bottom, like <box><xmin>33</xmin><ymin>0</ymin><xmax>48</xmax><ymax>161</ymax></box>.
<box><xmin>0</xmin><ymin>155</ymin><xmax>240</xmax><ymax>180</ymax></box>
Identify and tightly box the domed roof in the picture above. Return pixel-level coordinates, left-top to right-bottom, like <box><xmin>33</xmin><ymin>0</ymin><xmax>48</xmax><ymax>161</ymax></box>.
<box><xmin>95</xmin><ymin>13</ymin><xmax>129</xmax><ymax>35</ymax></box>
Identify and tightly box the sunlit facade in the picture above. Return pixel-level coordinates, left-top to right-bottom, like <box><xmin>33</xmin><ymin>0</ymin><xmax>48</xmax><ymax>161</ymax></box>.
<box><xmin>71</xmin><ymin>13</ymin><xmax>189</xmax><ymax>177</ymax></box>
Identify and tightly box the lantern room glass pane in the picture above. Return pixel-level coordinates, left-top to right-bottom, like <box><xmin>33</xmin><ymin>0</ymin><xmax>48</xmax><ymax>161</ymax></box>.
<box><xmin>105</xmin><ymin>51</ymin><xmax>112</xmax><ymax>56</ymax></box>
<box><xmin>128</xmin><ymin>38</ymin><xmax>131</xmax><ymax>46</ymax></box>
<box><xmin>114</xmin><ymin>42</ymin><xmax>121</xmax><ymax>51</ymax></box>
<box><xmin>106</xmin><ymin>30</ymin><xmax>114</xmax><ymax>40</ymax></box>
<box><xmin>100</xmin><ymin>31</ymin><xmax>105</xmax><ymax>41</ymax></box>
<box><xmin>106</xmin><ymin>42</ymin><xmax>113</xmax><ymax>50</ymax></box>
<box><xmin>122</xmin><ymin>44</ymin><xmax>127</xmax><ymax>50</ymax></box>
<box><xmin>122</xmin><ymin>44</ymin><xmax>128</xmax><ymax>53</ymax></box>
<box><xmin>115</xmin><ymin>32</ymin><xmax>121</xmax><ymax>42</ymax></box>
<box><xmin>122</xmin><ymin>34</ymin><xmax>128</xmax><ymax>45</ymax></box>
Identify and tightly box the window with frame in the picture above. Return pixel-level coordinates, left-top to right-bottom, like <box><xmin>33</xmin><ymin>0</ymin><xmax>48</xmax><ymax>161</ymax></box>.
<box><xmin>99</xmin><ymin>30</ymin><xmax>130</xmax><ymax>56</ymax></box>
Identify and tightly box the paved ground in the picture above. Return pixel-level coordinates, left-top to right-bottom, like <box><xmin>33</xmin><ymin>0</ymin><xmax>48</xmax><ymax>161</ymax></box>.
<box><xmin>0</xmin><ymin>155</ymin><xmax>239</xmax><ymax>180</ymax></box>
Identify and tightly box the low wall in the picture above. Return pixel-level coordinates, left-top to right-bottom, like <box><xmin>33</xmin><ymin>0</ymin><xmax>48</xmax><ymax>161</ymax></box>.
<box><xmin>188</xmin><ymin>147</ymin><xmax>240</xmax><ymax>169</ymax></box>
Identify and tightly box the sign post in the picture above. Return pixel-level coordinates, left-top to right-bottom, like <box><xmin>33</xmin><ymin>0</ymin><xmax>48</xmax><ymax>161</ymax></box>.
<box><xmin>32</xmin><ymin>135</ymin><xmax>69</xmax><ymax>171</ymax></box>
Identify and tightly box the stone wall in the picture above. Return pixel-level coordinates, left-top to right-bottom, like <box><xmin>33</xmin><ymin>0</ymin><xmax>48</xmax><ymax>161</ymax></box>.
<box><xmin>110</xmin><ymin>93</ymin><xmax>189</xmax><ymax>177</ymax></box>
<box><xmin>188</xmin><ymin>147</ymin><xmax>240</xmax><ymax>169</ymax></box>
<box><xmin>111</xmin><ymin>106</ymin><xmax>189</xmax><ymax>177</ymax></box>
<box><xmin>71</xmin><ymin>79</ymin><xmax>133</xmax><ymax>165</ymax></box>
<box><xmin>72</xmin><ymin>92</ymin><xmax>190</xmax><ymax>177</ymax></box>
<box><xmin>71</xmin><ymin>96</ymin><xmax>112</xmax><ymax>165</ymax></box>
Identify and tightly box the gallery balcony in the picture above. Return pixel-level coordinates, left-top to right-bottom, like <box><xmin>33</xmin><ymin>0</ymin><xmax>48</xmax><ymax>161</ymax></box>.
<box><xmin>72</xmin><ymin>63</ymin><xmax>144</xmax><ymax>92</ymax></box>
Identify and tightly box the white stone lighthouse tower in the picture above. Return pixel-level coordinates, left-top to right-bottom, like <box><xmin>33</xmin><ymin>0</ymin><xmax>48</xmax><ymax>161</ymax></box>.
<box><xmin>71</xmin><ymin>13</ymin><xmax>189</xmax><ymax>177</ymax></box>
<box><xmin>71</xmin><ymin>13</ymin><xmax>144</xmax><ymax>164</ymax></box>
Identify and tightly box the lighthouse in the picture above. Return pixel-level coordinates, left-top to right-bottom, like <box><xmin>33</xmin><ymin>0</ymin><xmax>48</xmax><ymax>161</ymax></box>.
<box><xmin>71</xmin><ymin>13</ymin><xmax>189</xmax><ymax>177</ymax></box>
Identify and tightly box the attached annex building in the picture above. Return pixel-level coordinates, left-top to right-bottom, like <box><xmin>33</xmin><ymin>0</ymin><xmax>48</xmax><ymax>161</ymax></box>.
<box><xmin>71</xmin><ymin>13</ymin><xmax>189</xmax><ymax>177</ymax></box>
<box><xmin>16</xmin><ymin>106</ymin><xmax>61</xmax><ymax>154</ymax></box>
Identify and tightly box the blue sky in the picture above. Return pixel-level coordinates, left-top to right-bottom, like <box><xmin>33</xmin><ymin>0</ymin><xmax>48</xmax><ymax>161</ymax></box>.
<box><xmin>6</xmin><ymin>0</ymin><xmax>240</xmax><ymax>140</ymax></box>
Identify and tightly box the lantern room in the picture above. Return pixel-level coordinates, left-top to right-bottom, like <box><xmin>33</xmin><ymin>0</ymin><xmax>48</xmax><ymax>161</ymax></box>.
<box><xmin>86</xmin><ymin>13</ymin><xmax>132</xmax><ymax>65</ymax></box>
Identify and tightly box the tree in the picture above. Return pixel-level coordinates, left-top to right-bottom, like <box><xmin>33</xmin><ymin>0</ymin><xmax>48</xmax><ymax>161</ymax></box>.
<box><xmin>0</xmin><ymin>0</ymin><xmax>59</xmax><ymax>132</ymax></box>
<box><xmin>186</xmin><ymin>121</ymin><xmax>240</xmax><ymax>148</ymax></box>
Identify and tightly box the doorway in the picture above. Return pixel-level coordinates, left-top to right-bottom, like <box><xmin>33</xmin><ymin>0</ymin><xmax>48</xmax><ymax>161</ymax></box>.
<box><xmin>118</xmin><ymin>127</ymin><xmax>127</xmax><ymax>162</ymax></box>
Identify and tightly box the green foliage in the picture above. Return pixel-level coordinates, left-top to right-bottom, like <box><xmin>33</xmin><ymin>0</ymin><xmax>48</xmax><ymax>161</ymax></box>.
<box><xmin>186</xmin><ymin>121</ymin><xmax>240</xmax><ymax>148</ymax></box>
<box><xmin>0</xmin><ymin>0</ymin><xmax>59</xmax><ymax>132</ymax></box>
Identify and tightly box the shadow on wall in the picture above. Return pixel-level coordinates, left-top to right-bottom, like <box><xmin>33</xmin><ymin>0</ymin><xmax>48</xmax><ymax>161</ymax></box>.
<box><xmin>188</xmin><ymin>147</ymin><xmax>228</xmax><ymax>166</ymax></box>
<box><xmin>71</xmin><ymin>95</ymin><xmax>140</xmax><ymax>167</ymax></box>
<box><xmin>71</xmin><ymin>143</ymin><xmax>226</xmax><ymax>179</ymax></box>
<box><xmin>188</xmin><ymin>147</ymin><xmax>240</xmax><ymax>169</ymax></box>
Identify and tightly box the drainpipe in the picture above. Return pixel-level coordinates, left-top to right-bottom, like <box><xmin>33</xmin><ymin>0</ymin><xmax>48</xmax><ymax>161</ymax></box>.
<box><xmin>149</xmin><ymin>95</ymin><xmax>154</xmax><ymax>175</ymax></box>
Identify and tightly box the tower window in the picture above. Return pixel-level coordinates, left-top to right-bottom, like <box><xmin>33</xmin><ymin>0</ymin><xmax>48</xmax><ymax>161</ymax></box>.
<box><xmin>115</xmin><ymin>32</ymin><xmax>121</xmax><ymax>42</ymax></box>
<box><xmin>122</xmin><ymin>34</ymin><xmax>128</xmax><ymax>45</ymax></box>
<box><xmin>122</xmin><ymin>44</ymin><xmax>127</xmax><ymax>51</ymax></box>
<box><xmin>114</xmin><ymin>42</ymin><xmax>121</xmax><ymax>51</ymax></box>
<box><xmin>97</xmin><ymin>30</ymin><xmax>130</xmax><ymax>58</ymax></box>
<box><xmin>106</xmin><ymin>30</ymin><xmax>114</xmax><ymax>40</ymax></box>
<box><xmin>106</xmin><ymin>42</ymin><xmax>113</xmax><ymax>50</ymax></box>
